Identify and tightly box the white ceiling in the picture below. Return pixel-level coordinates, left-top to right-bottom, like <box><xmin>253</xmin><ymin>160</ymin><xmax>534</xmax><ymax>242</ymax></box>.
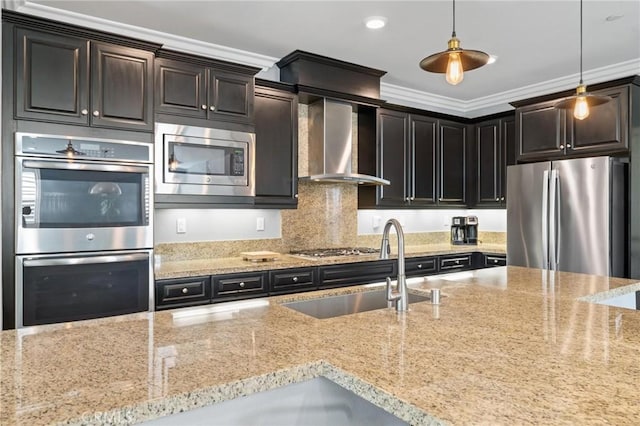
<box><xmin>12</xmin><ymin>0</ymin><xmax>640</xmax><ymax>117</ymax></box>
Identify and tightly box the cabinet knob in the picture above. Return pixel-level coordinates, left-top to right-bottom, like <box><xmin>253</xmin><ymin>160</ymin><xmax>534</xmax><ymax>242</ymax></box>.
<box><xmin>439</xmin><ymin>198</ymin><xmax>443</xmax><ymax>201</ymax></box>
<box><xmin>494</xmin><ymin>259</ymin><xmax>498</xmax><ymax>264</ymax></box>
<box><xmin>567</xmin><ymin>143</ymin><xmax>572</xmax><ymax>148</ymax></box>
<box><xmin>417</xmin><ymin>264</ymin><xmax>422</xmax><ymax>269</ymax></box>
<box><xmin>81</xmin><ymin>109</ymin><xmax>88</xmax><ymax>116</ymax></box>
<box><xmin>201</xmin><ymin>104</ymin><xmax>207</xmax><ymax>110</ymax></box>
<box><xmin>92</xmin><ymin>110</ymin><xmax>99</xmax><ymax>117</ymax></box>
<box><xmin>501</xmin><ymin>197</ymin><xmax>505</xmax><ymax>201</ymax></box>
<box><xmin>209</xmin><ymin>106</ymin><xmax>216</xmax><ymax>111</ymax></box>
<box><xmin>405</xmin><ymin>197</ymin><xmax>410</xmax><ymax>202</ymax></box>
<box><xmin>560</xmin><ymin>145</ymin><xmax>564</xmax><ymax>149</ymax></box>
<box><xmin>182</xmin><ymin>288</ymin><xmax>188</xmax><ymax>294</ymax></box>
<box><xmin>292</xmin><ymin>276</ymin><xmax>298</xmax><ymax>282</ymax></box>
<box><xmin>294</xmin><ymin>194</ymin><xmax>299</xmax><ymax>198</ymax></box>
<box><xmin>496</xmin><ymin>198</ymin><xmax>500</xmax><ymax>201</ymax></box>
<box><xmin>455</xmin><ymin>260</ymin><xmax>460</xmax><ymax>264</ymax></box>
<box><xmin>239</xmin><ymin>282</ymin><xmax>245</xmax><ymax>288</ymax></box>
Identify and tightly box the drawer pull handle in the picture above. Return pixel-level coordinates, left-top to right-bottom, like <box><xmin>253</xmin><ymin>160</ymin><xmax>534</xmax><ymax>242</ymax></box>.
<box><xmin>292</xmin><ymin>276</ymin><xmax>298</xmax><ymax>282</ymax></box>
<box><xmin>201</xmin><ymin>104</ymin><xmax>207</xmax><ymax>110</ymax></box>
<box><xmin>494</xmin><ymin>259</ymin><xmax>498</xmax><ymax>263</ymax></box>
<box><xmin>239</xmin><ymin>282</ymin><xmax>245</xmax><ymax>288</ymax></box>
<box><xmin>81</xmin><ymin>109</ymin><xmax>88</xmax><ymax>115</ymax></box>
<box><xmin>92</xmin><ymin>110</ymin><xmax>100</xmax><ymax>117</ymax></box>
<box><xmin>182</xmin><ymin>288</ymin><xmax>188</xmax><ymax>294</ymax></box>
<box><xmin>417</xmin><ymin>264</ymin><xmax>422</xmax><ymax>269</ymax></box>
<box><xmin>455</xmin><ymin>260</ymin><xmax>460</xmax><ymax>264</ymax></box>
<box><xmin>210</xmin><ymin>105</ymin><xmax>216</xmax><ymax>111</ymax></box>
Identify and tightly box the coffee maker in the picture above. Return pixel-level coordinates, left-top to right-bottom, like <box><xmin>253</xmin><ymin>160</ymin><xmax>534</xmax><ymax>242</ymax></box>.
<box><xmin>451</xmin><ymin>216</ymin><xmax>478</xmax><ymax>245</ymax></box>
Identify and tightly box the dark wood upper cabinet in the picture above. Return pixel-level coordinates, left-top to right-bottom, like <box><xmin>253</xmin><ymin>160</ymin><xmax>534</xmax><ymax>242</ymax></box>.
<box><xmin>409</xmin><ymin>115</ymin><xmax>438</xmax><ymax>205</ymax></box>
<box><xmin>566</xmin><ymin>85</ymin><xmax>629</xmax><ymax>155</ymax></box>
<box><xmin>476</xmin><ymin>120</ymin><xmax>500</xmax><ymax>205</ymax></box>
<box><xmin>15</xmin><ymin>28</ymin><xmax>154</xmax><ymax>132</ymax></box>
<box><xmin>439</xmin><ymin>120</ymin><xmax>467</xmax><ymax>205</ymax></box>
<box><xmin>91</xmin><ymin>42</ymin><xmax>154</xmax><ymax>131</ymax></box>
<box><xmin>516</xmin><ymin>100</ymin><xmax>566</xmax><ymax>162</ymax></box>
<box><xmin>15</xmin><ymin>28</ymin><xmax>89</xmax><ymax>125</ymax></box>
<box><xmin>154</xmin><ymin>51</ymin><xmax>258</xmax><ymax>128</ymax></box>
<box><xmin>473</xmin><ymin>115</ymin><xmax>514</xmax><ymax>208</ymax></box>
<box><xmin>377</xmin><ymin>108</ymin><xmax>408</xmax><ymax>206</ymax></box>
<box><xmin>254</xmin><ymin>83</ymin><xmax>298</xmax><ymax>207</ymax></box>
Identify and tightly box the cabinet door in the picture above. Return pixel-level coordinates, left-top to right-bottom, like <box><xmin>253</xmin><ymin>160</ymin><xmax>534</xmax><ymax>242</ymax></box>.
<box><xmin>91</xmin><ymin>42</ymin><xmax>154</xmax><ymax>131</ymax></box>
<box><xmin>254</xmin><ymin>86</ymin><xmax>298</xmax><ymax>206</ymax></box>
<box><xmin>439</xmin><ymin>121</ymin><xmax>467</xmax><ymax>205</ymax></box>
<box><xmin>209</xmin><ymin>69</ymin><xmax>254</xmax><ymax>124</ymax></box>
<box><xmin>502</xmin><ymin>117</ymin><xmax>516</xmax><ymax>205</ymax></box>
<box><xmin>476</xmin><ymin>120</ymin><xmax>501</xmax><ymax>206</ymax></box>
<box><xmin>409</xmin><ymin>115</ymin><xmax>438</xmax><ymax>205</ymax></box>
<box><xmin>516</xmin><ymin>101</ymin><xmax>565</xmax><ymax>161</ymax></box>
<box><xmin>378</xmin><ymin>109</ymin><xmax>408</xmax><ymax>206</ymax></box>
<box><xmin>15</xmin><ymin>28</ymin><xmax>90</xmax><ymax>125</ymax></box>
<box><xmin>155</xmin><ymin>58</ymin><xmax>207</xmax><ymax>119</ymax></box>
<box><xmin>566</xmin><ymin>85</ymin><xmax>629</xmax><ymax>155</ymax></box>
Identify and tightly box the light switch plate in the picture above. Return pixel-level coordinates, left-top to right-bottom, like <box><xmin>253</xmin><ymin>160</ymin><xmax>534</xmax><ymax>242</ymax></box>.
<box><xmin>176</xmin><ymin>218</ymin><xmax>187</xmax><ymax>234</ymax></box>
<box><xmin>256</xmin><ymin>217</ymin><xmax>265</xmax><ymax>231</ymax></box>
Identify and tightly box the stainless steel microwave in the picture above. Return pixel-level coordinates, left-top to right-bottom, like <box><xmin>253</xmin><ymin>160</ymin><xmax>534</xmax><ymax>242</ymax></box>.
<box><xmin>154</xmin><ymin>123</ymin><xmax>255</xmax><ymax>197</ymax></box>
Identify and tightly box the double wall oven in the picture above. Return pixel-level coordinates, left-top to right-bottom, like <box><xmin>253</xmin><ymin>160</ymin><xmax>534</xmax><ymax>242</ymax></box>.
<box><xmin>14</xmin><ymin>133</ymin><xmax>153</xmax><ymax>328</ymax></box>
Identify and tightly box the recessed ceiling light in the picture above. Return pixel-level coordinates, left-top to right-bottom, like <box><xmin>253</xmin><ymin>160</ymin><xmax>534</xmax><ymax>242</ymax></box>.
<box><xmin>487</xmin><ymin>55</ymin><xmax>498</xmax><ymax>64</ymax></box>
<box><xmin>365</xmin><ymin>16</ymin><xmax>387</xmax><ymax>30</ymax></box>
<box><xmin>605</xmin><ymin>14</ymin><xmax>624</xmax><ymax>22</ymax></box>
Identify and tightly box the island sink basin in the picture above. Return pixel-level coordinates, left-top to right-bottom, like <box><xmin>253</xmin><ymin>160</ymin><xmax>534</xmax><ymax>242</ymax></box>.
<box><xmin>143</xmin><ymin>376</ymin><xmax>408</xmax><ymax>425</ymax></box>
<box><xmin>281</xmin><ymin>289</ymin><xmax>430</xmax><ymax>319</ymax></box>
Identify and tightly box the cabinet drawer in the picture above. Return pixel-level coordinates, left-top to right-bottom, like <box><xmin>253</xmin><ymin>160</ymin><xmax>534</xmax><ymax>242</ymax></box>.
<box><xmin>270</xmin><ymin>268</ymin><xmax>316</xmax><ymax>294</ymax></box>
<box><xmin>405</xmin><ymin>257</ymin><xmax>438</xmax><ymax>276</ymax></box>
<box><xmin>155</xmin><ymin>276</ymin><xmax>211</xmax><ymax>310</ymax></box>
<box><xmin>213</xmin><ymin>272</ymin><xmax>267</xmax><ymax>298</ymax></box>
<box><xmin>318</xmin><ymin>260</ymin><xmax>396</xmax><ymax>289</ymax></box>
<box><xmin>439</xmin><ymin>254</ymin><xmax>473</xmax><ymax>270</ymax></box>
<box><xmin>484</xmin><ymin>255</ymin><xmax>507</xmax><ymax>267</ymax></box>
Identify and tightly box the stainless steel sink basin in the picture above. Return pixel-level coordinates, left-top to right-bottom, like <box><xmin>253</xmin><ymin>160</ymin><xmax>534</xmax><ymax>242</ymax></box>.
<box><xmin>281</xmin><ymin>289</ymin><xmax>430</xmax><ymax>319</ymax></box>
<box><xmin>143</xmin><ymin>376</ymin><xmax>409</xmax><ymax>425</ymax></box>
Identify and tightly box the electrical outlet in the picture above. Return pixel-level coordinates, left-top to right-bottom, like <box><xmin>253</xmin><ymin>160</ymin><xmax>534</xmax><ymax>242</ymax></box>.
<box><xmin>444</xmin><ymin>215</ymin><xmax>451</xmax><ymax>228</ymax></box>
<box><xmin>176</xmin><ymin>218</ymin><xmax>187</xmax><ymax>234</ymax></box>
<box><xmin>372</xmin><ymin>215</ymin><xmax>382</xmax><ymax>229</ymax></box>
<box><xmin>256</xmin><ymin>217</ymin><xmax>265</xmax><ymax>231</ymax></box>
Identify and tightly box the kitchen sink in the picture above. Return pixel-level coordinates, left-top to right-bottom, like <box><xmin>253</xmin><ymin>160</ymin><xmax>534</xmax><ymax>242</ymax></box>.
<box><xmin>281</xmin><ymin>289</ymin><xmax>431</xmax><ymax>319</ymax></box>
<box><xmin>143</xmin><ymin>376</ymin><xmax>408</xmax><ymax>425</ymax></box>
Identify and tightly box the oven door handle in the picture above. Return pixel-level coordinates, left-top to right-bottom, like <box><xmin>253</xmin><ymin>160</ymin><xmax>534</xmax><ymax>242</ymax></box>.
<box><xmin>22</xmin><ymin>160</ymin><xmax>150</xmax><ymax>174</ymax></box>
<box><xmin>23</xmin><ymin>253</ymin><xmax>149</xmax><ymax>267</ymax></box>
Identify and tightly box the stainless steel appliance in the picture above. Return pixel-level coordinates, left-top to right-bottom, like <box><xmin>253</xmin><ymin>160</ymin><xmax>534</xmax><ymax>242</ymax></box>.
<box><xmin>451</xmin><ymin>216</ymin><xmax>478</xmax><ymax>245</ymax></box>
<box><xmin>15</xmin><ymin>133</ymin><xmax>152</xmax><ymax>253</ymax></box>
<box><xmin>154</xmin><ymin>122</ymin><xmax>255</xmax><ymax>197</ymax></box>
<box><xmin>507</xmin><ymin>156</ymin><xmax>627</xmax><ymax>277</ymax></box>
<box><xmin>14</xmin><ymin>133</ymin><xmax>154</xmax><ymax>327</ymax></box>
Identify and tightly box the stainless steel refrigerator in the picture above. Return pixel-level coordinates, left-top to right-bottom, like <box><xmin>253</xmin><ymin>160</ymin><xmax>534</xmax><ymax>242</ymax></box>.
<box><xmin>506</xmin><ymin>156</ymin><xmax>627</xmax><ymax>277</ymax></box>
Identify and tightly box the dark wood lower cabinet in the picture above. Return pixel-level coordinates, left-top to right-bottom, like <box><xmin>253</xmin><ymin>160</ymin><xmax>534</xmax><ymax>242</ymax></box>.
<box><xmin>212</xmin><ymin>272</ymin><xmax>268</xmax><ymax>301</ymax></box>
<box><xmin>155</xmin><ymin>276</ymin><xmax>211</xmax><ymax>310</ymax></box>
<box><xmin>155</xmin><ymin>252</ymin><xmax>505</xmax><ymax>310</ymax></box>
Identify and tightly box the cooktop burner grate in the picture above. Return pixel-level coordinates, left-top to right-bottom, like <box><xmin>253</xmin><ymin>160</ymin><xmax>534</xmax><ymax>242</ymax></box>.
<box><xmin>289</xmin><ymin>247</ymin><xmax>380</xmax><ymax>258</ymax></box>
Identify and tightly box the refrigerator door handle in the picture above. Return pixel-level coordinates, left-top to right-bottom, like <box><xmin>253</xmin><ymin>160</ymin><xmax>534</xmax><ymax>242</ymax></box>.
<box><xmin>549</xmin><ymin>169</ymin><xmax>559</xmax><ymax>270</ymax></box>
<box><xmin>542</xmin><ymin>170</ymin><xmax>549</xmax><ymax>270</ymax></box>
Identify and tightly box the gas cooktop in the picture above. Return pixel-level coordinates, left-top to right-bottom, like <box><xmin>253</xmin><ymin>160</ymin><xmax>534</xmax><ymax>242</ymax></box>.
<box><xmin>289</xmin><ymin>247</ymin><xmax>380</xmax><ymax>258</ymax></box>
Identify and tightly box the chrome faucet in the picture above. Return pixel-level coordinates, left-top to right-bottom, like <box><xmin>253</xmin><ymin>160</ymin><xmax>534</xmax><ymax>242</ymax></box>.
<box><xmin>379</xmin><ymin>219</ymin><xmax>408</xmax><ymax>312</ymax></box>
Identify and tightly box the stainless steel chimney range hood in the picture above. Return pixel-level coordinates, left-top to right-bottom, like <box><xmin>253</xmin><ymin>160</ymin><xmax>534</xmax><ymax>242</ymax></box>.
<box><xmin>301</xmin><ymin>98</ymin><xmax>389</xmax><ymax>186</ymax></box>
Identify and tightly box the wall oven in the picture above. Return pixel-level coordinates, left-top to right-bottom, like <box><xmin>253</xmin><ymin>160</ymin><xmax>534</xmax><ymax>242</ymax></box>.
<box><xmin>14</xmin><ymin>133</ymin><xmax>154</xmax><ymax>328</ymax></box>
<box><xmin>154</xmin><ymin>122</ymin><xmax>255</xmax><ymax>198</ymax></box>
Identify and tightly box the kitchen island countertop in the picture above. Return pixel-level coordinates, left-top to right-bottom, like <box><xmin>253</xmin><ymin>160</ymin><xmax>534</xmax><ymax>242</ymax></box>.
<box><xmin>2</xmin><ymin>265</ymin><xmax>639</xmax><ymax>425</ymax></box>
<box><xmin>155</xmin><ymin>243</ymin><xmax>507</xmax><ymax>280</ymax></box>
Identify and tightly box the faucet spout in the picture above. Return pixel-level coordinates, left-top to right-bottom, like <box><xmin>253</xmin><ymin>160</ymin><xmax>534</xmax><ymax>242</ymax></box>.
<box><xmin>379</xmin><ymin>219</ymin><xmax>408</xmax><ymax>312</ymax></box>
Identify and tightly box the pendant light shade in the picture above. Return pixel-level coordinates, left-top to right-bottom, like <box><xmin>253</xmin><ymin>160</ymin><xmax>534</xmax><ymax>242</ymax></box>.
<box><xmin>419</xmin><ymin>0</ymin><xmax>489</xmax><ymax>85</ymax></box>
<box><xmin>555</xmin><ymin>0</ymin><xmax>610</xmax><ymax>120</ymax></box>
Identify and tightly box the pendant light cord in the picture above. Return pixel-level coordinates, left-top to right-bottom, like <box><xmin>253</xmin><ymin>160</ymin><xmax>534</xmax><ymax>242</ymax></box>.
<box><xmin>579</xmin><ymin>0</ymin><xmax>583</xmax><ymax>84</ymax></box>
<box><xmin>452</xmin><ymin>0</ymin><xmax>457</xmax><ymax>37</ymax></box>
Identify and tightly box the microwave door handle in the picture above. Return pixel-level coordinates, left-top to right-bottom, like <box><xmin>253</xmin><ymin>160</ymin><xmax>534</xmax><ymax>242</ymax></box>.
<box><xmin>22</xmin><ymin>160</ymin><xmax>149</xmax><ymax>174</ymax></box>
<box><xmin>23</xmin><ymin>253</ymin><xmax>149</xmax><ymax>267</ymax></box>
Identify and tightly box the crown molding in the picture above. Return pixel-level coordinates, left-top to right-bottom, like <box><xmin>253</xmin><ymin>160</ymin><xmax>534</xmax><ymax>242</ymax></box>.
<box><xmin>1</xmin><ymin>0</ymin><xmax>24</xmax><ymax>11</ymax></box>
<box><xmin>13</xmin><ymin>2</ymin><xmax>279</xmax><ymax>71</ymax></box>
<box><xmin>383</xmin><ymin>58</ymin><xmax>640</xmax><ymax>118</ymax></box>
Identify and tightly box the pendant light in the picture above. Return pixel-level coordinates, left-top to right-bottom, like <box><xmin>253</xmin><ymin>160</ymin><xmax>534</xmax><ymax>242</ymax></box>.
<box><xmin>555</xmin><ymin>0</ymin><xmax>610</xmax><ymax>120</ymax></box>
<box><xmin>419</xmin><ymin>0</ymin><xmax>489</xmax><ymax>85</ymax></box>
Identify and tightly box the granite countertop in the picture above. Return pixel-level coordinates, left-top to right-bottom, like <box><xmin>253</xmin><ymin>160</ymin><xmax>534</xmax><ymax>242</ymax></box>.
<box><xmin>2</xmin><ymin>266</ymin><xmax>640</xmax><ymax>425</ymax></box>
<box><xmin>155</xmin><ymin>243</ymin><xmax>507</xmax><ymax>279</ymax></box>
